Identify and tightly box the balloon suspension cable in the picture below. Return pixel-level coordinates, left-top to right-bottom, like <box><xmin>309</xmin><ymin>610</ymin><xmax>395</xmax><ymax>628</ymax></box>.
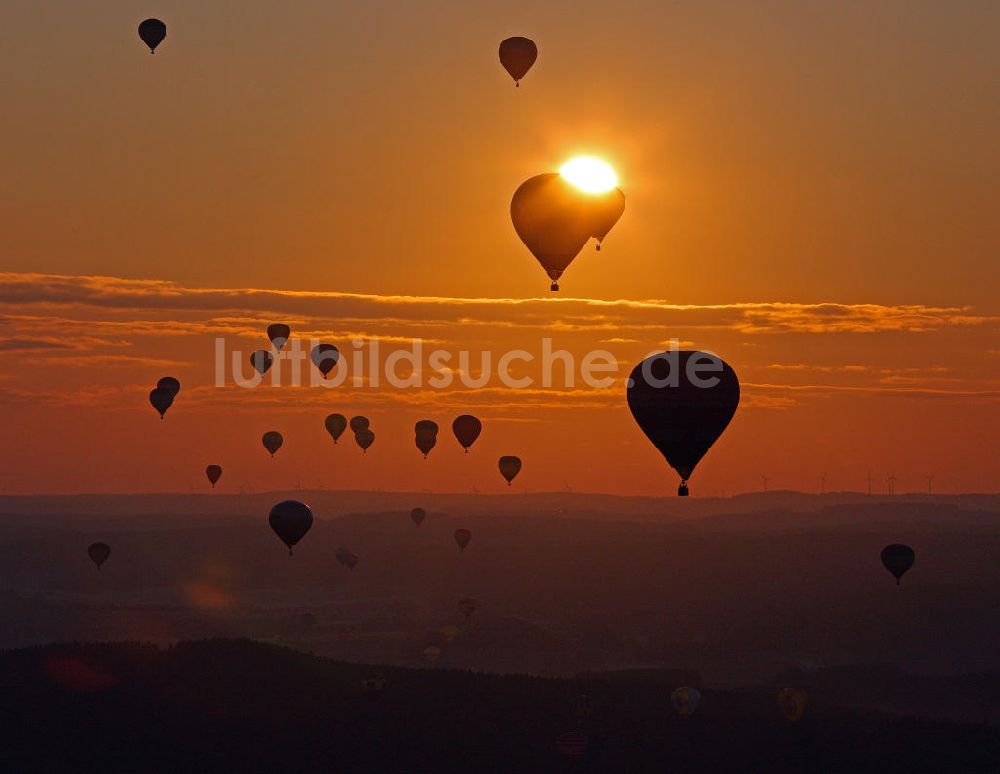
<box><xmin>288</xmin><ymin>548</ymin><xmax>293</xmax><ymax>557</ymax></box>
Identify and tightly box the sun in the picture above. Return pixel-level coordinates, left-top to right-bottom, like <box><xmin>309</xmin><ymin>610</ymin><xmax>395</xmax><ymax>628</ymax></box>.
<box><xmin>559</xmin><ymin>156</ymin><xmax>619</xmax><ymax>194</ymax></box>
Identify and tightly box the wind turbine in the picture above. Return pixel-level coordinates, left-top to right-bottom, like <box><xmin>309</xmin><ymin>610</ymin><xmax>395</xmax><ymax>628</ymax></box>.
<box><xmin>925</xmin><ymin>475</ymin><xmax>934</xmax><ymax>494</ymax></box>
<box><xmin>819</xmin><ymin>473</ymin><xmax>827</xmax><ymax>494</ymax></box>
<box><xmin>886</xmin><ymin>473</ymin><xmax>897</xmax><ymax>495</ymax></box>
<box><xmin>761</xmin><ymin>476</ymin><xmax>770</xmax><ymax>492</ymax></box>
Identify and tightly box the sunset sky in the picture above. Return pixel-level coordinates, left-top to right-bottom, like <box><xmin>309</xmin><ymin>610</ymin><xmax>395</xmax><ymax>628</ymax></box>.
<box><xmin>1</xmin><ymin>1</ymin><xmax>997</xmax><ymax>495</ymax></box>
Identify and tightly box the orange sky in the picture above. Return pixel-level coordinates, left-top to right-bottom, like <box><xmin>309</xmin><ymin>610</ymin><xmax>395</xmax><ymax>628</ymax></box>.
<box><xmin>1</xmin><ymin>2</ymin><xmax>998</xmax><ymax>495</ymax></box>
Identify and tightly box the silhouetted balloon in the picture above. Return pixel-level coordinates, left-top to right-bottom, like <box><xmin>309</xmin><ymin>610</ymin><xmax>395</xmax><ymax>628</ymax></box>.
<box><xmin>205</xmin><ymin>465</ymin><xmax>222</xmax><ymax>488</ymax></box>
<box><xmin>336</xmin><ymin>547</ymin><xmax>359</xmax><ymax>571</ymax></box>
<box><xmin>267</xmin><ymin>323</ymin><xmax>290</xmax><ymax>352</ymax></box>
<box><xmin>149</xmin><ymin>387</ymin><xmax>173</xmax><ymax>419</ymax></box>
<box><xmin>88</xmin><ymin>542</ymin><xmax>110</xmax><ymax>569</ymax></box>
<box><xmin>555</xmin><ymin>730</ymin><xmax>588</xmax><ymax>759</ymax></box>
<box><xmin>250</xmin><ymin>350</ymin><xmax>274</xmax><ymax>376</ymax></box>
<box><xmin>349</xmin><ymin>416</ymin><xmax>369</xmax><ymax>433</ymax></box>
<box><xmin>671</xmin><ymin>686</ymin><xmax>701</xmax><ymax>716</ymax></box>
<box><xmin>355</xmin><ymin>429</ymin><xmax>375</xmax><ymax>453</ymax></box>
<box><xmin>499</xmin><ymin>37</ymin><xmax>537</xmax><ymax>86</ymax></box>
<box><xmin>458</xmin><ymin>597</ymin><xmax>477</xmax><ymax>618</ymax></box>
<box><xmin>262</xmin><ymin>431</ymin><xmax>283</xmax><ymax>457</ymax></box>
<box><xmin>777</xmin><ymin>688</ymin><xmax>808</xmax><ymax>722</ymax></box>
<box><xmin>415</xmin><ymin>420</ymin><xmax>438</xmax><ymax>437</ymax></box>
<box><xmin>881</xmin><ymin>543</ymin><xmax>915</xmax><ymax>585</ymax></box>
<box><xmin>589</xmin><ymin>188</ymin><xmax>626</xmax><ymax>251</ymax></box>
<box><xmin>138</xmin><ymin>18</ymin><xmax>166</xmax><ymax>53</ymax></box>
<box><xmin>268</xmin><ymin>500</ymin><xmax>313</xmax><ymax>555</ymax></box>
<box><xmin>410</xmin><ymin>507</ymin><xmax>426</xmax><ymax>527</ymax></box>
<box><xmin>452</xmin><ymin>415</ymin><xmax>482</xmax><ymax>452</ymax></box>
<box><xmin>157</xmin><ymin>376</ymin><xmax>181</xmax><ymax>397</ymax></box>
<box><xmin>311</xmin><ymin>344</ymin><xmax>339</xmax><ymax>379</ymax></box>
<box><xmin>498</xmin><ymin>456</ymin><xmax>521</xmax><ymax>486</ymax></box>
<box><xmin>362</xmin><ymin>673</ymin><xmax>386</xmax><ymax>698</ymax></box>
<box><xmin>573</xmin><ymin>694</ymin><xmax>595</xmax><ymax>719</ymax></box>
<box><xmin>324</xmin><ymin>413</ymin><xmax>347</xmax><ymax>444</ymax></box>
<box><xmin>627</xmin><ymin>351</ymin><xmax>740</xmax><ymax>496</ymax></box>
<box><xmin>453</xmin><ymin>528</ymin><xmax>472</xmax><ymax>552</ymax></box>
<box><xmin>422</xmin><ymin>645</ymin><xmax>441</xmax><ymax>665</ymax></box>
<box><xmin>415</xmin><ymin>420</ymin><xmax>438</xmax><ymax>459</ymax></box>
<box><xmin>440</xmin><ymin>625</ymin><xmax>460</xmax><ymax>644</ymax></box>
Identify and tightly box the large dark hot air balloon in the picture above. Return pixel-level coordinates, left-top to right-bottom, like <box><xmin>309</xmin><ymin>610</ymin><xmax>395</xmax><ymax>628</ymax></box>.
<box><xmin>415</xmin><ymin>420</ymin><xmax>438</xmax><ymax>459</ymax></box>
<box><xmin>311</xmin><ymin>344</ymin><xmax>339</xmax><ymax>379</ymax></box>
<box><xmin>498</xmin><ymin>456</ymin><xmax>522</xmax><ymax>486</ymax></box>
<box><xmin>268</xmin><ymin>500</ymin><xmax>313</xmax><ymax>555</ymax></box>
<box><xmin>499</xmin><ymin>37</ymin><xmax>537</xmax><ymax>86</ymax></box>
<box><xmin>250</xmin><ymin>350</ymin><xmax>274</xmax><ymax>376</ymax></box>
<box><xmin>452</xmin><ymin>415</ymin><xmax>482</xmax><ymax>452</ymax></box>
<box><xmin>88</xmin><ymin>542</ymin><xmax>110</xmax><ymax>569</ymax></box>
<box><xmin>262</xmin><ymin>431</ymin><xmax>284</xmax><ymax>457</ymax></box>
<box><xmin>205</xmin><ymin>465</ymin><xmax>222</xmax><ymax>488</ymax></box>
<box><xmin>149</xmin><ymin>387</ymin><xmax>173</xmax><ymax>419</ymax></box>
<box><xmin>267</xmin><ymin>323</ymin><xmax>290</xmax><ymax>352</ymax></box>
<box><xmin>157</xmin><ymin>376</ymin><xmax>181</xmax><ymax>397</ymax></box>
<box><xmin>410</xmin><ymin>507</ymin><xmax>426</xmax><ymax>527</ymax></box>
<box><xmin>881</xmin><ymin>544</ymin><xmax>915</xmax><ymax>585</ymax></box>
<box><xmin>138</xmin><ymin>18</ymin><xmax>166</xmax><ymax>53</ymax></box>
<box><xmin>453</xmin><ymin>529</ymin><xmax>472</xmax><ymax>552</ymax></box>
<box><xmin>350</xmin><ymin>416</ymin><xmax>370</xmax><ymax>433</ymax></box>
<box><xmin>355</xmin><ymin>429</ymin><xmax>375</xmax><ymax>453</ymax></box>
<box><xmin>627</xmin><ymin>351</ymin><xmax>740</xmax><ymax>496</ymax></box>
<box><xmin>325</xmin><ymin>414</ymin><xmax>347</xmax><ymax>444</ymax></box>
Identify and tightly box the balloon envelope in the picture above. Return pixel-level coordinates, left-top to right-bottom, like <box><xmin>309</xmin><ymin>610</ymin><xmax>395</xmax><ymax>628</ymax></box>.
<box><xmin>627</xmin><ymin>351</ymin><xmax>739</xmax><ymax>494</ymax></box>
<box><xmin>88</xmin><ymin>542</ymin><xmax>110</xmax><ymax>569</ymax></box>
<box><xmin>311</xmin><ymin>344</ymin><xmax>339</xmax><ymax>378</ymax></box>
<box><xmin>410</xmin><ymin>507</ymin><xmax>426</xmax><ymax>527</ymax></box>
<box><xmin>778</xmin><ymin>688</ymin><xmax>808</xmax><ymax>722</ymax></box>
<box><xmin>268</xmin><ymin>500</ymin><xmax>313</xmax><ymax>555</ymax></box>
<box><xmin>266</xmin><ymin>323</ymin><xmax>290</xmax><ymax>351</ymax></box>
<box><xmin>262</xmin><ymin>431</ymin><xmax>283</xmax><ymax>457</ymax></box>
<box><xmin>452</xmin><ymin>415</ymin><xmax>482</xmax><ymax>451</ymax></box>
<box><xmin>422</xmin><ymin>646</ymin><xmax>441</xmax><ymax>664</ymax></box>
<box><xmin>149</xmin><ymin>387</ymin><xmax>173</xmax><ymax>418</ymax></box>
<box><xmin>881</xmin><ymin>543</ymin><xmax>915</xmax><ymax>584</ymax></box>
<box><xmin>157</xmin><ymin>376</ymin><xmax>180</xmax><ymax>397</ymax></box>
<box><xmin>349</xmin><ymin>416</ymin><xmax>370</xmax><ymax>433</ymax></box>
<box><xmin>671</xmin><ymin>686</ymin><xmax>701</xmax><ymax>716</ymax></box>
<box><xmin>324</xmin><ymin>414</ymin><xmax>347</xmax><ymax>443</ymax></box>
<box><xmin>498</xmin><ymin>456</ymin><xmax>522</xmax><ymax>486</ymax></box>
<box><xmin>499</xmin><ymin>37</ymin><xmax>537</xmax><ymax>84</ymax></box>
<box><xmin>205</xmin><ymin>465</ymin><xmax>222</xmax><ymax>487</ymax></box>
<box><xmin>453</xmin><ymin>529</ymin><xmax>472</xmax><ymax>551</ymax></box>
<box><xmin>458</xmin><ymin>597</ymin><xmax>477</xmax><ymax>618</ymax></box>
<box><xmin>355</xmin><ymin>429</ymin><xmax>375</xmax><ymax>452</ymax></box>
<box><xmin>250</xmin><ymin>350</ymin><xmax>274</xmax><ymax>376</ymax></box>
<box><xmin>138</xmin><ymin>18</ymin><xmax>166</xmax><ymax>53</ymax></box>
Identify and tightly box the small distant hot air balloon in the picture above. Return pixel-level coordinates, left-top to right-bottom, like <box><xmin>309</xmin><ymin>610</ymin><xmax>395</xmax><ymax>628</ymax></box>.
<box><xmin>881</xmin><ymin>544</ymin><xmax>915</xmax><ymax>585</ymax></box>
<box><xmin>350</xmin><ymin>416</ymin><xmax>370</xmax><ymax>433</ymax></box>
<box><xmin>458</xmin><ymin>597</ymin><xmax>477</xmax><ymax>618</ymax></box>
<box><xmin>671</xmin><ymin>686</ymin><xmax>701</xmax><ymax>717</ymax></box>
<box><xmin>250</xmin><ymin>350</ymin><xmax>274</xmax><ymax>376</ymax></box>
<box><xmin>410</xmin><ymin>507</ymin><xmax>426</xmax><ymax>527</ymax></box>
<box><xmin>499</xmin><ymin>37</ymin><xmax>537</xmax><ymax>86</ymax></box>
<box><xmin>324</xmin><ymin>414</ymin><xmax>347</xmax><ymax>444</ymax></box>
<box><xmin>415</xmin><ymin>420</ymin><xmax>439</xmax><ymax>459</ymax></box>
<box><xmin>268</xmin><ymin>500</ymin><xmax>313</xmax><ymax>555</ymax></box>
<box><xmin>335</xmin><ymin>547</ymin><xmax>359</xmax><ymax>571</ymax></box>
<box><xmin>498</xmin><ymin>456</ymin><xmax>522</xmax><ymax>486</ymax></box>
<box><xmin>311</xmin><ymin>344</ymin><xmax>339</xmax><ymax>379</ymax></box>
<box><xmin>157</xmin><ymin>376</ymin><xmax>181</xmax><ymax>397</ymax></box>
<box><xmin>205</xmin><ymin>465</ymin><xmax>222</xmax><ymax>488</ymax></box>
<box><xmin>262</xmin><ymin>431</ymin><xmax>284</xmax><ymax>457</ymax></box>
<box><xmin>555</xmin><ymin>731</ymin><xmax>588</xmax><ymax>759</ymax></box>
<box><xmin>627</xmin><ymin>351</ymin><xmax>740</xmax><ymax>496</ymax></box>
<box><xmin>88</xmin><ymin>542</ymin><xmax>110</xmax><ymax>569</ymax></box>
<box><xmin>777</xmin><ymin>688</ymin><xmax>808</xmax><ymax>722</ymax></box>
<box><xmin>267</xmin><ymin>323</ymin><xmax>291</xmax><ymax>352</ymax></box>
<box><xmin>138</xmin><ymin>18</ymin><xmax>166</xmax><ymax>53</ymax></box>
<box><xmin>573</xmin><ymin>694</ymin><xmax>595</xmax><ymax>720</ymax></box>
<box><xmin>422</xmin><ymin>646</ymin><xmax>442</xmax><ymax>665</ymax></box>
<box><xmin>355</xmin><ymin>429</ymin><xmax>375</xmax><ymax>453</ymax></box>
<box><xmin>362</xmin><ymin>673</ymin><xmax>386</xmax><ymax>698</ymax></box>
<box><xmin>452</xmin><ymin>415</ymin><xmax>482</xmax><ymax>453</ymax></box>
<box><xmin>453</xmin><ymin>529</ymin><xmax>472</xmax><ymax>552</ymax></box>
<box><xmin>149</xmin><ymin>387</ymin><xmax>173</xmax><ymax>419</ymax></box>
<box><xmin>440</xmin><ymin>625</ymin><xmax>461</xmax><ymax>644</ymax></box>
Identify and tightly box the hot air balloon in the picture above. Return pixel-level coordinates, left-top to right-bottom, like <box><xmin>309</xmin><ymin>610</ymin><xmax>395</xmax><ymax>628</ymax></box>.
<box><xmin>671</xmin><ymin>686</ymin><xmax>701</xmax><ymax>717</ymax></box>
<box><xmin>268</xmin><ymin>500</ymin><xmax>313</xmax><ymax>555</ymax></box>
<box><xmin>498</xmin><ymin>456</ymin><xmax>522</xmax><ymax>486</ymax></box>
<box><xmin>627</xmin><ymin>351</ymin><xmax>740</xmax><ymax>496</ymax></box>
<box><xmin>262</xmin><ymin>431</ymin><xmax>283</xmax><ymax>457</ymax></box>
<box><xmin>440</xmin><ymin>625</ymin><xmax>461</xmax><ymax>644</ymax></box>
<box><xmin>422</xmin><ymin>646</ymin><xmax>441</xmax><ymax>665</ymax></box>
<box><xmin>452</xmin><ymin>415</ymin><xmax>482</xmax><ymax>452</ymax></box>
<box><xmin>555</xmin><ymin>731</ymin><xmax>588</xmax><ymax>759</ymax></box>
<box><xmin>311</xmin><ymin>344</ymin><xmax>339</xmax><ymax>379</ymax></box>
<box><xmin>415</xmin><ymin>420</ymin><xmax>439</xmax><ymax>459</ymax></box>
<box><xmin>350</xmin><ymin>416</ymin><xmax>370</xmax><ymax>433</ymax></box>
<box><xmin>589</xmin><ymin>188</ymin><xmax>626</xmax><ymax>251</ymax></box>
<box><xmin>157</xmin><ymin>376</ymin><xmax>181</xmax><ymax>397</ymax></box>
<box><xmin>324</xmin><ymin>413</ymin><xmax>347</xmax><ymax>444</ymax></box>
<box><xmin>410</xmin><ymin>507</ymin><xmax>426</xmax><ymax>527</ymax></box>
<box><xmin>267</xmin><ymin>323</ymin><xmax>290</xmax><ymax>352</ymax></box>
<box><xmin>355</xmin><ymin>429</ymin><xmax>375</xmax><ymax>453</ymax></box>
<box><xmin>205</xmin><ymin>465</ymin><xmax>222</xmax><ymax>488</ymax></box>
<box><xmin>453</xmin><ymin>529</ymin><xmax>472</xmax><ymax>552</ymax></box>
<box><xmin>573</xmin><ymin>694</ymin><xmax>595</xmax><ymax>720</ymax></box>
<box><xmin>362</xmin><ymin>673</ymin><xmax>386</xmax><ymax>698</ymax></box>
<box><xmin>88</xmin><ymin>542</ymin><xmax>110</xmax><ymax>569</ymax></box>
<box><xmin>336</xmin><ymin>548</ymin><xmax>358</xmax><ymax>571</ymax></box>
<box><xmin>458</xmin><ymin>597</ymin><xmax>477</xmax><ymax>618</ymax></box>
<box><xmin>250</xmin><ymin>350</ymin><xmax>274</xmax><ymax>376</ymax></box>
<box><xmin>138</xmin><ymin>18</ymin><xmax>166</xmax><ymax>53</ymax></box>
<box><xmin>777</xmin><ymin>687</ymin><xmax>807</xmax><ymax>722</ymax></box>
<box><xmin>498</xmin><ymin>37</ymin><xmax>537</xmax><ymax>86</ymax></box>
<box><xmin>881</xmin><ymin>544</ymin><xmax>915</xmax><ymax>585</ymax></box>
<box><xmin>149</xmin><ymin>387</ymin><xmax>173</xmax><ymax>418</ymax></box>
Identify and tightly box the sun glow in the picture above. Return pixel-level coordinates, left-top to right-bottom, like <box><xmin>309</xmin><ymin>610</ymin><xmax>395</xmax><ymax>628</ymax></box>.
<box><xmin>559</xmin><ymin>156</ymin><xmax>619</xmax><ymax>193</ymax></box>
